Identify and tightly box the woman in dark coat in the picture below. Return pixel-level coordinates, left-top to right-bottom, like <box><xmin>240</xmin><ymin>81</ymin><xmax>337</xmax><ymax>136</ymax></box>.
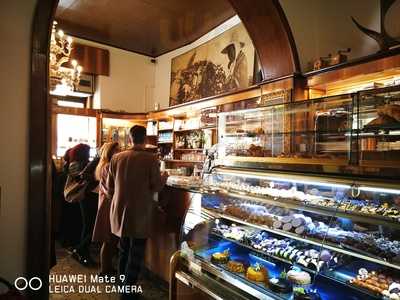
<box><xmin>67</xmin><ymin>143</ymin><xmax>99</xmax><ymax>266</ymax></box>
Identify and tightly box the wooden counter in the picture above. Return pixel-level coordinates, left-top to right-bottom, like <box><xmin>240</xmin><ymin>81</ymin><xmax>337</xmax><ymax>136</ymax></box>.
<box><xmin>144</xmin><ymin>185</ymin><xmax>192</xmax><ymax>282</ymax></box>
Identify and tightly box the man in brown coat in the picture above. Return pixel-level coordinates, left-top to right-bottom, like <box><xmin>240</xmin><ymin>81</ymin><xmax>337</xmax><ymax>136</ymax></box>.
<box><xmin>106</xmin><ymin>125</ymin><xmax>168</xmax><ymax>299</ymax></box>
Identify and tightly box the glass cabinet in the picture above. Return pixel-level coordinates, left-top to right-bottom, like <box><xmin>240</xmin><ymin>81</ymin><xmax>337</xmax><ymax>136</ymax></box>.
<box><xmin>174</xmin><ymin>167</ymin><xmax>400</xmax><ymax>300</ymax></box>
<box><xmin>218</xmin><ymin>94</ymin><xmax>352</xmax><ymax>161</ymax></box>
<box><xmin>357</xmin><ymin>86</ymin><xmax>400</xmax><ymax>168</ymax></box>
<box><xmin>217</xmin><ymin>85</ymin><xmax>400</xmax><ymax>178</ymax></box>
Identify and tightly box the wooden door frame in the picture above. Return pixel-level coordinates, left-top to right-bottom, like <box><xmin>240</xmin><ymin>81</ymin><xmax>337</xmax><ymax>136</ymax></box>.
<box><xmin>28</xmin><ymin>1</ymin><xmax>299</xmax><ymax>299</ymax></box>
<box><xmin>28</xmin><ymin>0</ymin><xmax>58</xmax><ymax>299</ymax></box>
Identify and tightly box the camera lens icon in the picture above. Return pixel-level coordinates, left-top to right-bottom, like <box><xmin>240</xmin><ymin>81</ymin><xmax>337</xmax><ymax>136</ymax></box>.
<box><xmin>14</xmin><ymin>277</ymin><xmax>42</xmax><ymax>291</ymax></box>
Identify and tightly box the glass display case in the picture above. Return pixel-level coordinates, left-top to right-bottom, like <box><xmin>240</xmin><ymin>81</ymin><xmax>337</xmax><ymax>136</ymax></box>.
<box><xmin>217</xmin><ymin>85</ymin><xmax>400</xmax><ymax>178</ymax></box>
<box><xmin>217</xmin><ymin>94</ymin><xmax>353</xmax><ymax>162</ymax></box>
<box><xmin>173</xmin><ymin>167</ymin><xmax>400</xmax><ymax>300</ymax></box>
<box><xmin>357</xmin><ymin>86</ymin><xmax>400</xmax><ymax>168</ymax></box>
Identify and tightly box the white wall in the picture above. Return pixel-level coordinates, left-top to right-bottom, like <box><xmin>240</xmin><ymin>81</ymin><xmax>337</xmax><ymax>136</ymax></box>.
<box><xmin>0</xmin><ymin>0</ymin><xmax>36</xmax><ymax>282</ymax></box>
<box><xmin>153</xmin><ymin>15</ymin><xmax>242</xmax><ymax>110</ymax></box>
<box><xmin>280</xmin><ymin>0</ymin><xmax>381</xmax><ymax>72</ymax></box>
<box><xmin>77</xmin><ymin>16</ymin><xmax>242</xmax><ymax>111</ymax></box>
<box><xmin>74</xmin><ymin>38</ymin><xmax>156</xmax><ymax>112</ymax></box>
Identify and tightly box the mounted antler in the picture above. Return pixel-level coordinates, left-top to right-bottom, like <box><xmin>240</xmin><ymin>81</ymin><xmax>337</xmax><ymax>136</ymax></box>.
<box><xmin>351</xmin><ymin>0</ymin><xmax>400</xmax><ymax>51</ymax></box>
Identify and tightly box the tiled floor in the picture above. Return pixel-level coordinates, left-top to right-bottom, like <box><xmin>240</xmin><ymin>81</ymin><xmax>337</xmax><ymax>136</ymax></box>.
<box><xmin>50</xmin><ymin>247</ymin><xmax>168</xmax><ymax>300</ymax></box>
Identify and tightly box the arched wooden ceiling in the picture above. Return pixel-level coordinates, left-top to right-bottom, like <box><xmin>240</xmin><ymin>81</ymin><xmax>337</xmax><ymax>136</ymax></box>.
<box><xmin>228</xmin><ymin>0</ymin><xmax>300</xmax><ymax>80</ymax></box>
<box><xmin>55</xmin><ymin>0</ymin><xmax>236</xmax><ymax>57</ymax></box>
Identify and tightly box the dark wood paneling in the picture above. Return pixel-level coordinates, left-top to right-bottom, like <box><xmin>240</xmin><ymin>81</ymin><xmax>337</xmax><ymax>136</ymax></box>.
<box><xmin>29</xmin><ymin>1</ymin><xmax>59</xmax><ymax>299</ymax></box>
<box><xmin>176</xmin><ymin>280</ymin><xmax>211</xmax><ymax>300</ymax></box>
<box><xmin>293</xmin><ymin>74</ymin><xmax>308</xmax><ymax>101</ymax></box>
<box><xmin>228</xmin><ymin>0</ymin><xmax>300</xmax><ymax>80</ymax></box>
<box><xmin>55</xmin><ymin>0</ymin><xmax>235</xmax><ymax>57</ymax></box>
<box><xmin>100</xmin><ymin>110</ymin><xmax>147</xmax><ymax>120</ymax></box>
<box><xmin>260</xmin><ymin>76</ymin><xmax>294</xmax><ymax>93</ymax></box>
<box><xmin>145</xmin><ymin>187</ymin><xmax>191</xmax><ymax>282</ymax></box>
<box><xmin>147</xmin><ymin>85</ymin><xmax>261</xmax><ymax>119</ymax></box>
<box><xmin>52</xmin><ymin>105</ymin><xmax>97</xmax><ymax>116</ymax></box>
<box><xmin>68</xmin><ymin>43</ymin><xmax>110</xmax><ymax>76</ymax></box>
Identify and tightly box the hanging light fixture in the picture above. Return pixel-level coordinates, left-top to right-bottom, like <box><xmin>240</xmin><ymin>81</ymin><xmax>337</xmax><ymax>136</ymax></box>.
<box><xmin>49</xmin><ymin>21</ymin><xmax>82</xmax><ymax>94</ymax></box>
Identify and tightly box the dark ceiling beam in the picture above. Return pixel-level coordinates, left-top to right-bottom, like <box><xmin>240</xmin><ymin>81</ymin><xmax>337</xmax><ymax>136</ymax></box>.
<box><xmin>228</xmin><ymin>0</ymin><xmax>300</xmax><ymax>81</ymax></box>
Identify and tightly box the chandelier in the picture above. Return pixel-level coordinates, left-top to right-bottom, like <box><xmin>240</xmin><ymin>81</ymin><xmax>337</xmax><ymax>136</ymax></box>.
<box><xmin>49</xmin><ymin>21</ymin><xmax>82</xmax><ymax>93</ymax></box>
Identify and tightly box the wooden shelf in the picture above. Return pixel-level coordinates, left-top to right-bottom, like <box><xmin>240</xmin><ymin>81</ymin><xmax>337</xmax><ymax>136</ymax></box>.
<box><xmin>174</xmin><ymin>148</ymin><xmax>204</xmax><ymax>151</ymax></box>
<box><xmin>360</xmin><ymin>159</ymin><xmax>400</xmax><ymax>168</ymax></box>
<box><xmin>174</xmin><ymin>128</ymin><xmax>202</xmax><ymax>133</ymax></box>
<box><xmin>164</xmin><ymin>159</ymin><xmax>203</xmax><ymax>164</ymax></box>
<box><xmin>158</xmin><ymin>141</ymin><xmax>173</xmax><ymax>144</ymax></box>
<box><xmin>147</xmin><ymin>85</ymin><xmax>261</xmax><ymax>119</ymax></box>
<box><xmin>221</xmin><ymin>155</ymin><xmax>348</xmax><ymax>166</ymax></box>
<box><xmin>306</xmin><ymin>51</ymin><xmax>400</xmax><ymax>98</ymax></box>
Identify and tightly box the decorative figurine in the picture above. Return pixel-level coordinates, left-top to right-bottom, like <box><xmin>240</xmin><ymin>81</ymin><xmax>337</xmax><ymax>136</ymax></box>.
<box><xmin>330</xmin><ymin>48</ymin><xmax>351</xmax><ymax>65</ymax></box>
<box><xmin>313</xmin><ymin>54</ymin><xmax>332</xmax><ymax>71</ymax></box>
<box><xmin>312</xmin><ymin>48</ymin><xmax>351</xmax><ymax>71</ymax></box>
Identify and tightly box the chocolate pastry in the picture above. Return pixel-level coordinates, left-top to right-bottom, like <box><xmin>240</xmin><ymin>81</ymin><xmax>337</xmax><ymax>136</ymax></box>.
<box><xmin>293</xmin><ymin>289</ymin><xmax>321</xmax><ymax>300</ymax></box>
<box><xmin>269</xmin><ymin>277</ymin><xmax>293</xmax><ymax>294</ymax></box>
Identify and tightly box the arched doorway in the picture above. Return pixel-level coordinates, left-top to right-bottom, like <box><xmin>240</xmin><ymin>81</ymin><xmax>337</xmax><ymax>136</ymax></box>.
<box><xmin>28</xmin><ymin>1</ymin><xmax>299</xmax><ymax>299</ymax></box>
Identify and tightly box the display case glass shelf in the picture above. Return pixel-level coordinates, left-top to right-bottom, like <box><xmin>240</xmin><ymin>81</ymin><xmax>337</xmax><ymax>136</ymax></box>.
<box><xmin>217</xmin><ymin>94</ymin><xmax>353</xmax><ymax>161</ymax></box>
<box><xmin>175</xmin><ymin>167</ymin><xmax>400</xmax><ymax>300</ymax></box>
<box><xmin>216</xmin><ymin>85</ymin><xmax>400</xmax><ymax>178</ymax></box>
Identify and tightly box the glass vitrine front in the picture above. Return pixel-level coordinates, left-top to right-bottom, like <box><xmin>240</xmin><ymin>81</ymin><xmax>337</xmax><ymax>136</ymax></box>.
<box><xmin>216</xmin><ymin>85</ymin><xmax>400</xmax><ymax>177</ymax></box>
<box><xmin>176</xmin><ymin>167</ymin><xmax>400</xmax><ymax>300</ymax></box>
<box><xmin>357</xmin><ymin>86</ymin><xmax>400</xmax><ymax>167</ymax></box>
<box><xmin>217</xmin><ymin>94</ymin><xmax>353</xmax><ymax>163</ymax></box>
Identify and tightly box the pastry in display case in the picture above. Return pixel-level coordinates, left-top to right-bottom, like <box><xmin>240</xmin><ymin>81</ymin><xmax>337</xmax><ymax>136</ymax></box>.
<box><xmin>216</xmin><ymin>85</ymin><xmax>400</xmax><ymax>178</ymax></box>
<box><xmin>217</xmin><ymin>94</ymin><xmax>353</xmax><ymax>162</ymax></box>
<box><xmin>357</xmin><ymin>86</ymin><xmax>400</xmax><ymax>167</ymax></box>
<box><xmin>171</xmin><ymin>167</ymin><xmax>400</xmax><ymax>300</ymax></box>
